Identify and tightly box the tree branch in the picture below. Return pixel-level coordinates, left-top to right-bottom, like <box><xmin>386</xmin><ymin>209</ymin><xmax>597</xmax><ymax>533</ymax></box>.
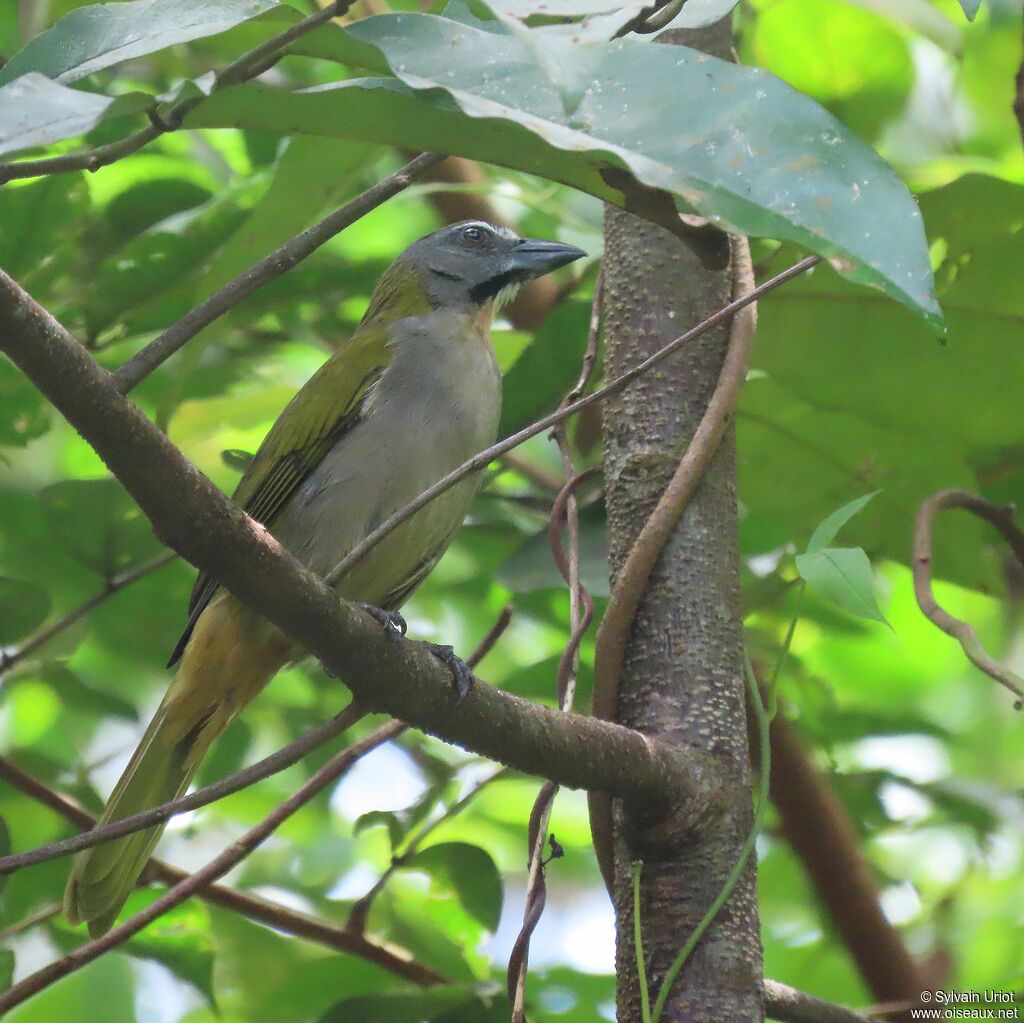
<box><xmin>0</xmin><ymin>598</ymin><xmax>512</xmax><ymax>991</ymax></box>
<box><xmin>0</xmin><ymin>754</ymin><xmax>442</xmax><ymax>986</ymax></box>
<box><xmin>0</xmin><ymin>720</ymin><xmax>407</xmax><ymax>1015</ymax></box>
<box><xmin>0</xmin><ymin>761</ymin><xmax>874</xmax><ymax>1021</ymax></box>
<box><xmin>113</xmin><ymin>151</ymin><xmax>445</xmax><ymax>393</ymax></box>
<box><xmin>763</xmin><ymin>980</ymin><xmax>872</xmax><ymax>1023</ymax></box>
<box><xmin>0</xmin><ymin>702</ymin><xmax>365</xmax><ymax>873</ymax></box>
<box><xmin>0</xmin><ymin>0</ymin><xmax>357</xmax><ymax>185</ymax></box>
<box><xmin>1</xmin><ymin>270</ymin><xmax>702</xmax><ymax>815</ymax></box>
<box><xmin>913</xmin><ymin>488</ymin><xmax>1024</xmax><ymax>705</ymax></box>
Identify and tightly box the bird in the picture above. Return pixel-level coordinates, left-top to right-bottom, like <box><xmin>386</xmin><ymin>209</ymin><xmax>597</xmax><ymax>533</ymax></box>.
<box><xmin>64</xmin><ymin>220</ymin><xmax>585</xmax><ymax>935</ymax></box>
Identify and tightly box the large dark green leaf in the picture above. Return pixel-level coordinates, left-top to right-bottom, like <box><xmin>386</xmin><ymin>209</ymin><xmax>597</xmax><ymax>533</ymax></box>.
<box><xmin>0</xmin><ymin>0</ymin><xmax>279</xmax><ymax>86</ymax></box>
<box><xmin>0</xmin><ymin>73</ymin><xmax>151</xmax><ymax>159</ymax></box>
<box><xmin>743</xmin><ymin>174</ymin><xmax>1023</xmax><ymax>587</ymax></box>
<box><xmin>40</xmin><ymin>479</ymin><xmax>161</xmax><ymax>579</ymax></box>
<box><xmin>403</xmin><ymin>842</ymin><xmax>503</xmax><ymax>932</ymax></box>
<box><xmin>187</xmin><ymin>11</ymin><xmax>940</xmax><ymax>323</ymax></box>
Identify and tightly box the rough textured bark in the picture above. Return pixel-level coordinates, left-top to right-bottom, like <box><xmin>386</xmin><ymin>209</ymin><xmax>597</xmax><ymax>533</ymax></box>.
<box><xmin>600</xmin><ymin>21</ymin><xmax>763</xmax><ymax>1023</ymax></box>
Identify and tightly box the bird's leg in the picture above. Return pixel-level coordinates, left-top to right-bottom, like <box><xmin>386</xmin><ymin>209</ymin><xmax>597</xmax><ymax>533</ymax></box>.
<box><xmin>354</xmin><ymin>602</ymin><xmax>407</xmax><ymax>643</ymax></box>
<box><xmin>426</xmin><ymin>643</ymin><xmax>475</xmax><ymax>700</ymax></box>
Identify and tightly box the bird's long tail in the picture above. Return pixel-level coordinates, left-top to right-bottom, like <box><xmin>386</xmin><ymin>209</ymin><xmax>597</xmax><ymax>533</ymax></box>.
<box><xmin>63</xmin><ymin>696</ymin><xmax>198</xmax><ymax>936</ymax></box>
<box><xmin>64</xmin><ymin>594</ymin><xmax>290</xmax><ymax>937</ymax></box>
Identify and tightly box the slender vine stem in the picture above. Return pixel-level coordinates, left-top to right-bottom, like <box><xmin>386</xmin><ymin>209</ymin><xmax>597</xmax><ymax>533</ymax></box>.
<box><xmin>633</xmin><ymin>860</ymin><xmax>652</xmax><ymax>1023</ymax></box>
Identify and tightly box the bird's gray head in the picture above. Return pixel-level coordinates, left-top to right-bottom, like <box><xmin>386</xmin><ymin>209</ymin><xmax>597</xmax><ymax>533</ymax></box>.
<box><xmin>405</xmin><ymin>221</ymin><xmax>586</xmax><ymax>310</ymax></box>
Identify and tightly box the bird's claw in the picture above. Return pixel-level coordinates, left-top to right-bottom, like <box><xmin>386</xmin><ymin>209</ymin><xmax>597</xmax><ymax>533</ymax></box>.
<box><xmin>427</xmin><ymin>643</ymin><xmax>474</xmax><ymax>700</ymax></box>
<box><xmin>355</xmin><ymin>602</ymin><xmax>407</xmax><ymax>643</ymax></box>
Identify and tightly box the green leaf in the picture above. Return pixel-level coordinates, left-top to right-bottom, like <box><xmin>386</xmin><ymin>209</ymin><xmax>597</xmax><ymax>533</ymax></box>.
<box><xmin>403</xmin><ymin>842</ymin><xmax>503</xmax><ymax>932</ymax></box>
<box><xmin>0</xmin><ymin>0</ymin><xmax>279</xmax><ymax>86</ymax></box>
<box><xmin>36</xmin><ymin>664</ymin><xmax>138</xmax><ymax>721</ymax></box>
<box><xmin>806</xmin><ymin>492</ymin><xmax>879</xmax><ymax>554</ymax></box>
<box><xmin>499</xmin><ymin>299</ymin><xmax>590</xmax><ymax>437</ymax></box>
<box><xmin>320</xmin><ymin>986</ymin><xmax>486</xmax><ymax>1023</ymax></box>
<box><xmin>795</xmin><ymin>547</ymin><xmax>890</xmax><ymax>626</ymax></box>
<box><xmin>0</xmin><ymin>948</ymin><xmax>12</xmax><ymax>993</ymax></box>
<box><xmin>0</xmin><ymin>816</ymin><xmax>10</xmax><ymax>897</ymax></box>
<box><xmin>124</xmin><ymin>904</ymin><xmax>217</xmax><ymax>1008</ymax></box>
<box><xmin>187</xmin><ymin>13</ymin><xmax>941</xmax><ymax>324</ymax></box>
<box><xmin>744</xmin><ymin>0</ymin><xmax>914</xmax><ymax>141</ymax></box>
<box><xmin>0</xmin><ymin>359</ymin><xmax>50</xmax><ymax>448</ymax></box>
<box><xmin>498</xmin><ymin>503</ymin><xmax>609</xmax><ymax>596</ymax></box>
<box><xmin>0</xmin><ymin>74</ymin><xmax>152</xmax><ymax>159</ymax></box>
<box><xmin>354</xmin><ymin>810</ymin><xmax>404</xmax><ymax>849</ymax></box>
<box><xmin>0</xmin><ymin>576</ymin><xmax>50</xmax><ymax>645</ymax></box>
<box><xmin>199</xmin><ymin>135</ymin><xmax>376</xmax><ymax>297</ymax></box>
<box><xmin>0</xmin><ymin>173</ymin><xmax>90</xmax><ymax>285</ymax></box>
<box><xmin>40</xmin><ymin>478</ymin><xmax>161</xmax><ymax>579</ymax></box>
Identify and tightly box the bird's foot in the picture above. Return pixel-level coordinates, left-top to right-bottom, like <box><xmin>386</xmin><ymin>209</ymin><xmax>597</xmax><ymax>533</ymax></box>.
<box><xmin>426</xmin><ymin>643</ymin><xmax>475</xmax><ymax>700</ymax></box>
<box><xmin>355</xmin><ymin>602</ymin><xmax>407</xmax><ymax>643</ymax></box>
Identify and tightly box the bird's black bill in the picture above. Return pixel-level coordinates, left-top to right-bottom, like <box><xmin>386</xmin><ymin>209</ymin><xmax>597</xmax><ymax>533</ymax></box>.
<box><xmin>508</xmin><ymin>238</ymin><xmax>587</xmax><ymax>278</ymax></box>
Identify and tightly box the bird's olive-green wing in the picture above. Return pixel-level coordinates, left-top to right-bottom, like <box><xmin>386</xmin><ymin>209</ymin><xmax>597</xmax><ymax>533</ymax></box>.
<box><xmin>166</xmin><ymin>330</ymin><xmax>390</xmax><ymax>667</ymax></box>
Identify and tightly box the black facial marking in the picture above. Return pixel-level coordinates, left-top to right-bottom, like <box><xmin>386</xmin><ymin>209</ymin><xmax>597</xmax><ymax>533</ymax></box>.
<box><xmin>468</xmin><ymin>269</ymin><xmax>520</xmax><ymax>304</ymax></box>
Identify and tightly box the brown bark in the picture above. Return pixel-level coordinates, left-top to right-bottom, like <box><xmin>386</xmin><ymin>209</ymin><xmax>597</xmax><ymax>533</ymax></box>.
<box><xmin>599</xmin><ymin>20</ymin><xmax>763</xmax><ymax>1022</ymax></box>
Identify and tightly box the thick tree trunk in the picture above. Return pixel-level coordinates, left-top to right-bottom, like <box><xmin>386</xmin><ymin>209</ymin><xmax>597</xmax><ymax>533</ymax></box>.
<box><xmin>600</xmin><ymin>21</ymin><xmax>763</xmax><ymax>1023</ymax></box>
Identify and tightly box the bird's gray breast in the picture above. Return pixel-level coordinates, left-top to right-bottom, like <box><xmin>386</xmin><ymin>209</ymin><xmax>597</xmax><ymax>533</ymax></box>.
<box><xmin>270</xmin><ymin>311</ymin><xmax>502</xmax><ymax>606</ymax></box>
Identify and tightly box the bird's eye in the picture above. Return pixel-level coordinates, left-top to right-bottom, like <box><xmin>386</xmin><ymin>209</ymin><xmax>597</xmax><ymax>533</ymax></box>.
<box><xmin>462</xmin><ymin>225</ymin><xmax>484</xmax><ymax>244</ymax></box>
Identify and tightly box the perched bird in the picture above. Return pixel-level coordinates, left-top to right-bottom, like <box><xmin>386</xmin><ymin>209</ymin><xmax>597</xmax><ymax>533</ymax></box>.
<box><xmin>65</xmin><ymin>220</ymin><xmax>585</xmax><ymax>935</ymax></box>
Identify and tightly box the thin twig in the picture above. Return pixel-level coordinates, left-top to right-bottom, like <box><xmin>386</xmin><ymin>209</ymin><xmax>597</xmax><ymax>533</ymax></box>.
<box><xmin>0</xmin><ymin>756</ymin><xmax>445</xmax><ymax>988</ymax></box>
<box><xmin>508</xmin><ymin>280</ymin><xmax>601</xmax><ymax>1021</ymax></box>
<box><xmin>0</xmin><ymin>901</ymin><xmax>62</xmax><ymax>942</ymax></box>
<box><xmin>0</xmin><ymin>760</ymin><xmax>868</xmax><ymax>1021</ymax></box>
<box><xmin>0</xmin><ymin>0</ymin><xmax>357</xmax><ymax>185</ymax></box>
<box><xmin>912</xmin><ymin>488</ymin><xmax>1024</xmax><ymax>706</ymax></box>
<box><xmin>0</xmin><ymin>552</ymin><xmax>176</xmax><ymax>679</ymax></box>
<box><xmin>113</xmin><ymin>152</ymin><xmax>445</xmax><ymax>392</ymax></box>
<box><xmin>0</xmin><ymin>703</ymin><xmax>365</xmax><ymax>874</ymax></box>
<box><xmin>0</xmin><ymin>603</ymin><xmax>511</xmax><ymax>878</ymax></box>
<box><xmin>0</xmin><ymin>719</ymin><xmax>406</xmax><ymax>1015</ymax></box>
<box><xmin>326</xmin><ymin>254</ymin><xmax>818</xmax><ymax>592</ymax></box>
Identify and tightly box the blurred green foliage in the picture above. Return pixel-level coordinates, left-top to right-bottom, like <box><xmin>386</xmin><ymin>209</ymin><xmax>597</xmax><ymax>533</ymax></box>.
<box><xmin>0</xmin><ymin>0</ymin><xmax>1022</xmax><ymax>1021</ymax></box>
